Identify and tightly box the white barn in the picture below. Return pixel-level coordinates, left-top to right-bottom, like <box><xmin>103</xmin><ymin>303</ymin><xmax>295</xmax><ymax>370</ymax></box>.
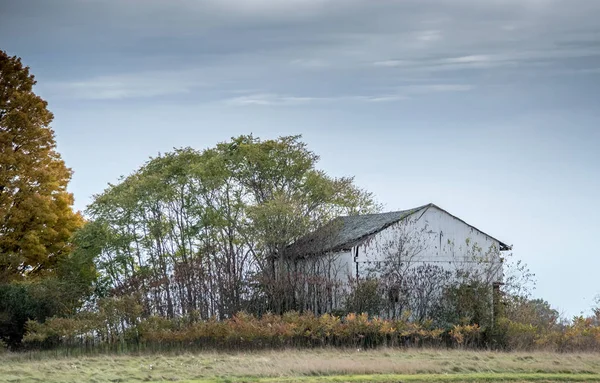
<box><xmin>284</xmin><ymin>203</ymin><xmax>510</xmax><ymax>315</ymax></box>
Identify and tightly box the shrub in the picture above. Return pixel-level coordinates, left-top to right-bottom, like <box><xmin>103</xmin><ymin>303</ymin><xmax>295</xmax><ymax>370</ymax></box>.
<box><xmin>449</xmin><ymin>324</ymin><xmax>481</xmax><ymax>348</ymax></box>
<box><xmin>344</xmin><ymin>279</ymin><xmax>385</xmax><ymax>317</ymax></box>
<box><xmin>20</xmin><ymin>308</ymin><xmax>600</xmax><ymax>353</ymax></box>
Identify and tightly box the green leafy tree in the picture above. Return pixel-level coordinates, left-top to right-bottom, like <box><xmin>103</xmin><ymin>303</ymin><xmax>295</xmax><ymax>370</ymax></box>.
<box><xmin>215</xmin><ymin>135</ymin><xmax>379</xmax><ymax>313</ymax></box>
<box><xmin>87</xmin><ymin>135</ymin><xmax>379</xmax><ymax>319</ymax></box>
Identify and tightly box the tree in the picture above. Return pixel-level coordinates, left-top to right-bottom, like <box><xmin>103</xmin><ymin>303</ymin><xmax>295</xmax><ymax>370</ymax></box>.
<box><xmin>220</xmin><ymin>135</ymin><xmax>379</xmax><ymax>313</ymax></box>
<box><xmin>0</xmin><ymin>50</ymin><xmax>83</xmax><ymax>282</ymax></box>
<box><xmin>87</xmin><ymin>135</ymin><xmax>378</xmax><ymax>319</ymax></box>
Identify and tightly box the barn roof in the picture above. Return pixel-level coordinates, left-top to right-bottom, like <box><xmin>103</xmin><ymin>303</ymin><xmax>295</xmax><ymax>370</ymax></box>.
<box><xmin>285</xmin><ymin>203</ymin><xmax>510</xmax><ymax>257</ymax></box>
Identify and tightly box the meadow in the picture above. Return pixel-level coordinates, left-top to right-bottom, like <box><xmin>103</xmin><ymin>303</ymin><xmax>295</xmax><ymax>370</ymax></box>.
<box><xmin>2</xmin><ymin>349</ymin><xmax>600</xmax><ymax>383</ymax></box>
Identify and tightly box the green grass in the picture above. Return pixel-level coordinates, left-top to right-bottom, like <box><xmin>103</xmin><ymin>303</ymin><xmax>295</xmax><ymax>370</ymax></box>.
<box><xmin>176</xmin><ymin>373</ymin><xmax>600</xmax><ymax>383</ymax></box>
<box><xmin>2</xmin><ymin>349</ymin><xmax>600</xmax><ymax>382</ymax></box>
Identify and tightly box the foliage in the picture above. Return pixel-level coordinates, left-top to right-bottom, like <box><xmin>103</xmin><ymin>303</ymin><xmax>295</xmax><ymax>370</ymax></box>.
<box><xmin>0</xmin><ymin>282</ymin><xmax>57</xmax><ymax>347</ymax></box>
<box><xmin>0</xmin><ymin>51</ymin><xmax>94</xmax><ymax>348</ymax></box>
<box><xmin>502</xmin><ymin>257</ymin><xmax>537</xmax><ymax>299</ymax></box>
<box><xmin>592</xmin><ymin>294</ymin><xmax>600</xmax><ymax>318</ymax></box>
<box><xmin>0</xmin><ymin>248</ymin><xmax>98</xmax><ymax>348</ymax></box>
<box><xmin>87</xmin><ymin>136</ymin><xmax>379</xmax><ymax>319</ymax></box>
<box><xmin>22</xmin><ymin>302</ymin><xmax>600</xmax><ymax>353</ymax></box>
<box><xmin>449</xmin><ymin>324</ymin><xmax>481</xmax><ymax>348</ymax></box>
<box><xmin>0</xmin><ymin>50</ymin><xmax>83</xmax><ymax>282</ymax></box>
<box><xmin>1</xmin><ymin>51</ymin><xmax>596</xmax><ymax>358</ymax></box>
<box><xmin>23</xmin><ymin>307</ymin><xmax>451</xmax><ymax>350</ymax></box>
<box><xmin>489</xmin><ymin>294</ymin><xmax>600</xmax><ymax>352</ymax></box>
<box><xmin>495</xmin><ymin>317</ymin><xmax>539</xmax><ymax>350</ymax></box>
<box><xmin>344</xmin><ymin>279</ymin><xmax>385</xmax><ymax>317</ymax></box>
<box><xmin>435</xmin><ymin>281</ymin><xmax>493</xmax><ymax>329</ymax></box>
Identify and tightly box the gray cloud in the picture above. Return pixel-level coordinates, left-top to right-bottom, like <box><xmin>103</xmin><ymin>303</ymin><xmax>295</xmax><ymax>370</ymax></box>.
<box><xmin>42</xmin><ymin>69</ymin><xmax>208</xmax><ymax>100</ymax></box>
<box><xmin>2</xmin><ymin>0</ymin><xmax>599</xmax><ymax>103</ymax></box>
<box><xmin>222</xmin><ymin>83</ymin><xmax>473</xmax><ymax>107</ymax></box>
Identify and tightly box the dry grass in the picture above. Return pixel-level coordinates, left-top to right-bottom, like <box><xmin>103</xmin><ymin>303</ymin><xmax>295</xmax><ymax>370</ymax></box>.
<box><xmin>1</xmin><ymin>348</ymin><xmax>600</xmax><ymax>382</ymax></box>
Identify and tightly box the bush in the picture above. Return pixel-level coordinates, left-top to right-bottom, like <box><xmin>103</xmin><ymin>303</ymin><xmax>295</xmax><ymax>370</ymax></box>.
<box><xmin>436</xmin><ymin>282</ymin><xmax>492</xmax><ymax>329</ymax></box>
<box><xmin>0</xmin><ymin>282</ymin><xmax>58</xmax><ymax>348</ymax></box>
<box><xmin>23</xmin><ymin>309</ymin><xmax>476</xmax><ymax>351</ymax></box>
<box><xmin>18</xmin><ymin>291</ymin><xmax>600</xmax><ymax>353</ymax></box>
<box><xmin>449</xmin><ymin>324</ymin><xmax>481</xmax><ymax>348</ymax></box>
<box><xmin>495</xmin><ymin>318</ymin><xmax>539</xmax><ymax>351</ymax></box>
<box><xmin>344</xmin><ymin>279</ymin><xmax>385</xmax><ymax>317</ymax></box>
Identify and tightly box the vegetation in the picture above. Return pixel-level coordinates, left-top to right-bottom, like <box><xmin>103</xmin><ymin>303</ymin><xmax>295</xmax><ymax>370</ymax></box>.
<box><xmin>0</xmin><ymin>50</ymin><xmax>90</xmax><ymax>348</ymax></box>
<box><xmin>0</xmin><ymin>50</ymin><xmax>84</xmax><ymax>280</ymax></box>
<box><xmin>20</xmin><ymin>301</ymin><xmax>600</xmax><ymax>353</ymax></box>
<box><xmin>86</xmin><ymin>135</ymin><xmax>378</xmax><ymax>320</ymax></box>
<box><xmin>3</xmin><ymin>349</ymin><xmax>600</xmax><ymax>383</ymax></box>
<box><xmin>2</xmin><ymin>50</ymin><xmax>600</xmax><ymax>372</ymax></box>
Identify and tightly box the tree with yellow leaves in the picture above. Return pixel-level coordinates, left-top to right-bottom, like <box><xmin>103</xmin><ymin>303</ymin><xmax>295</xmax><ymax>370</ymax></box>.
<box><xmin>0</xmin><ymin>50</ymin><xmax>83</xmax><ymax>282</ymax></box>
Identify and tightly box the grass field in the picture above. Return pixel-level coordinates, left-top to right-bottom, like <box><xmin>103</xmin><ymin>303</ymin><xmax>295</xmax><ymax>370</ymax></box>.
<box><xmin>2</xmin><ymin>349</ymin><xmax>600</xmax><ymax>383</ymax></box>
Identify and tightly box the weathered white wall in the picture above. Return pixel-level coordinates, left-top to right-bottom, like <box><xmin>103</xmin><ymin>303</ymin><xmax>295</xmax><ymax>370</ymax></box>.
<box><xmin>334</xmin><ymin>250</ymin><xmax>355</xmax><ymax>282</ymax></box>
<box><xmin>354</xmin><ymin>205</ymin><xmax>504</xmax><ymax>283</ymax></box>
<box><xmin>303</xmin><ymin>249</ymin><xmax>354</xmax><ymax>282</ymax></box>
<box><xmin>287</xmin><ymin>249</ymin><xmax>354</xmax><ymax>310</ymax></box>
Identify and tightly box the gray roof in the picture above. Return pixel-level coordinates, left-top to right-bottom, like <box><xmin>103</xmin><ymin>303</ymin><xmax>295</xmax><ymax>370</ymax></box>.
<box><xmin>286</xmin><ymin>204</ymin><xmax>429</xmax><ymax>257</ymax></box>
<box><xmin>286</xmin><ymin>203</ymin><xmax>510</xmax><ymax>257</ymax></box>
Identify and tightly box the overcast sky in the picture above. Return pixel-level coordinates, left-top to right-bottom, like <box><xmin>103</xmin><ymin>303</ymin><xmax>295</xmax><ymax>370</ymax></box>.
<box><xmin>1</xmin><ymin>0</ymin><xmax>599</xmax><ymax>317</ymax></box>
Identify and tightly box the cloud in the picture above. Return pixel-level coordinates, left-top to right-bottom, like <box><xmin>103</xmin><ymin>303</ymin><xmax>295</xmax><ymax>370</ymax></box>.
<box><xmin>290</xmin><ymin>59</ymin><xmax>330</xmax><ymax>68</ymax></box>
<box><xmin>41</xmin><ymin>69</ymin><xmax>208</xmax><ymax>100</ymax></box>
<box><xmin>6</xmin><ymin>0</ymin><xmax>599</xmax><ymax>103</ymax></box>
<box><xmin>224</xmin><ymin>84</ymin><xmax>472</xmax><ymax>106</ymax></box>
<box><xmin>201</xmin><ymin>0</ymin><xmax>335</xmax><ymax>18</ymax></box>
<box><xmin>226</xmin><ymin>93</ymin><xmax>323</xmax><ymax>106</ymax></box>
<box><xmin>373</xmin><ymin>60</ymin><xmax>411</xmax><ymax>68</ymax></box>
<box><xmin>405</xmin><ymin>84</ymin><xmax>475</xmax><ymax>93</ymax></box>
<box><xmin>416</xmin><ymin>30</ymin><xmax>443</xmax><ymax>42</ymax></box>
<box><xmin>363</xmin><ymin>95</ymin><xmax>409</xmax><ymax>102</ymax></box>
<box><xmin>372</xmin><ymin>46</ymin><xmax>600</xmax><ymax>74</ymax></box>
<box><xmin>442</xmin><ymin>55</ymin><xmax>495</xmax><ymax>64</ymax></box>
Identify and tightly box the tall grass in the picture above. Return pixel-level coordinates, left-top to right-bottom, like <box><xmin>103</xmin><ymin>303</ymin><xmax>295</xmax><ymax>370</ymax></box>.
<box><xmin>2</xmin><ymin>349</ymin><xmax>600</xmax><ymax>383</ymax></box>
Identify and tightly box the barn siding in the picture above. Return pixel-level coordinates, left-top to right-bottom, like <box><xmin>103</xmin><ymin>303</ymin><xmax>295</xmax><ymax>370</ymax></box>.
<box><xmin>291</xmin><ymin>205</ymin><xmax>506</xmax><ymax>314</ymax></box>
<box><xmin>355</xmin><ymin>205</ymin><xmax>503</xmax><ymax>283</ymax></box>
